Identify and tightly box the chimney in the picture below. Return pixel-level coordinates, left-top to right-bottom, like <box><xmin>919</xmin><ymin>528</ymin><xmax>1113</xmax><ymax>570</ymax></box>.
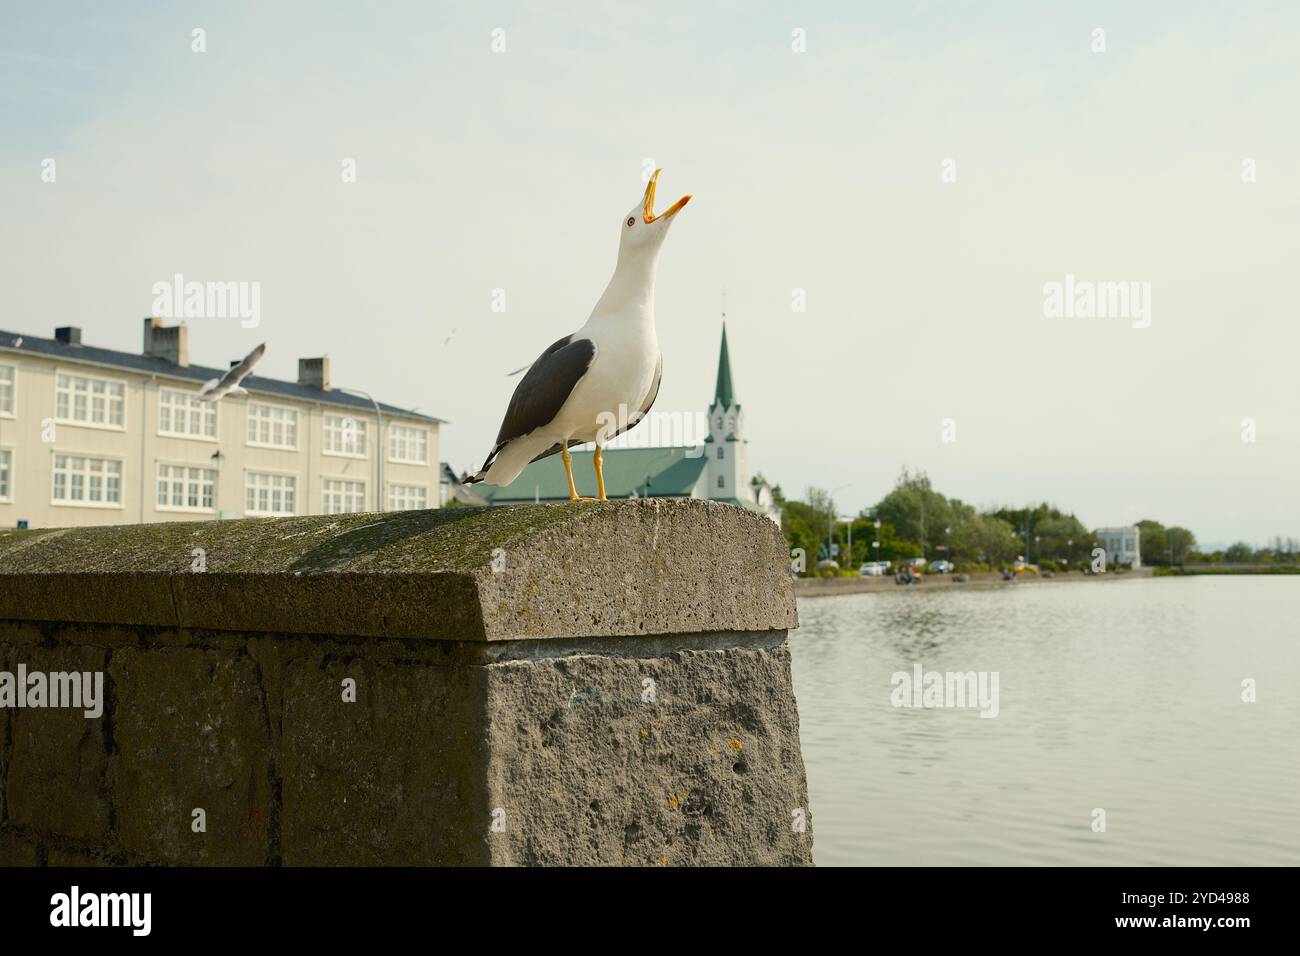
<box><xmin>142</xmin><ymin>317</ymin><xmax>189</xmax><ymax>367</ymax></box>
<box><xmin>54</xmin><ymin>326</ymin><xmax>82</xmax><ymax>346</ymax></box>
<box><xmin>298</xmin><ymin>356</ymin><xmax>331</xmax><ymax>391</ymax></box>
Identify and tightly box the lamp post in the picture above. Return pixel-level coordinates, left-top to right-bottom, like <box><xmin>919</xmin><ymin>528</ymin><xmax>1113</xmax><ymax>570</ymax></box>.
<box><xmin>919</xmin><ymin>497</ymin><xmax>926</xmax><ymax>562</ymax></box>
<box><xmin>873</xmin><ymin>517</ymin><xmax>882</xmax><ymax>569</ymax></box>
<box><xmin>827</xmin><ymin>483</ymin><xmax>854</xmax><ymax>564</ymax></box>
<box><xmin>210</xmin><ymin>449</ymin><xmax>224</xmax><ymax>519</ymax></box>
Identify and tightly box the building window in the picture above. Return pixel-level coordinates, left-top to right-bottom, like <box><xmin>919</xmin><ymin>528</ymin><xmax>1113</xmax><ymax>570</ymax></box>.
<box><xmin>717</xmin><ymin>475</ymin><xmax>724</xmax><ymax>489</ymax></box>
<box><xmin>324</xmin><ymin>414</ymin><xmax>368</xmax><ymax>457</ymax></box>
<box><xmin>245</xmin><ymin>472</ymin><xmax>297</xmax><ymax>516</ymax></box>
<box><xmin>55</xmin><ymin>372</ymin><xmax>125</xmax><ymax>428</ymax></box>
<box><xmin>0</xmin><ymin>449</ymin><xmax>11</xmax><ymax>500</ymax></box>
<box><xmin>716</xmin><ymin>447</ymin><xmax>724</xmax><ymax>460</ymax></box>
<box><xmin>388</xmin><ymin>425</ymin><xmax>429</xmax><ymax>464</ymax></box>
<box><xmin>157</xmin><ymin>463</ymin><xmax>216</xmax><ymax>511</ymax></box>
<box><xmin>246</xmin><ymin>403</ymin><xmax>298</xmax><ymax>449</ymax></box>
<box><xmin>0</xmin><ymin>364</ymin><xmax>14</xmax><ymax>416</ymax></box>
<box><xmin>387</xmin><ymin>483</ymin><xmax>428</xmax><ymax>511</ymax></box>
<box><xmin>323</xmin><ymin>478</ymin><xmax>366</xmax><ymax>514</ymax></box>
<box><xmin>158</xmin><ymin>388</ymin><xmax>217</xmax><ymax>439</ymax></box>
<box><xmin>52</xmin><ymin>454</ymin><xmax>122</xmax><ymax>506</ymax></box>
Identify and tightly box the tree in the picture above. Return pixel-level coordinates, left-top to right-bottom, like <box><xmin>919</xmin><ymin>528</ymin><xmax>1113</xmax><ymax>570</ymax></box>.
<box><xmin>873</xmin><ymin>468</ymin><xmax>955</xmax><ymax>557</ymax></box>
<box><xmin>1136</xmin><ymin>520</ymin><xmax>1169</xmax><ymax>566</ymax></box>
<box><xmin>1166</xmin><ymin>527</ymin><xmax>1197</xmax><ymax>564</ymax></box>
<box><xmin>779</xmin><ymin>500</ymin><xmax>822</xmax><ymax>572</ymax></box>
<box><xmin>1224</xmin><ymin>541</ymin><xmax>1254</xmax><ymax>563</ymax></box>
<box><xmin>953</xmin><ymin>515</ymin><xmax>1017</xmax><ymax>569</ymax></box>
<box><xmin>991</xmin><ymin>503</ymin><xmax>1090</xmax><ymax>565</ymax></box>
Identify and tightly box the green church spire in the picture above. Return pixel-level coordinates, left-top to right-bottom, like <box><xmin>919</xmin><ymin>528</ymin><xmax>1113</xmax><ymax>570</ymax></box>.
<box><xmin>713</xmin><ymin>322</ymin><xmax>736</xmax><ymax>410</ymax></box>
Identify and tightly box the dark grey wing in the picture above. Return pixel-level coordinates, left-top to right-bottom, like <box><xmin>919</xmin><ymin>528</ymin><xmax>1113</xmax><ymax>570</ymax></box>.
<box><xmin>221</xmin><ymin>342</ymin><xmax>266</xmax><ymax>388</ymax></box>
<box><xmin>606</xmin><ymin>352</ymin><xmax>662</xmax><ymax>442</ymax></box>
<box><xmin>477</xmin><ymin>334</ymin><xmax>596</xmax><ymax>472</ymax></box>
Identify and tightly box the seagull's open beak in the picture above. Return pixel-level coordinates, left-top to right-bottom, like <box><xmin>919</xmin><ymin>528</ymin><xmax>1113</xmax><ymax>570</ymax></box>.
<box><xmin>643</xmin><ymin>169</ymin><xmax>691</xmax><ymax>223</ymax></box>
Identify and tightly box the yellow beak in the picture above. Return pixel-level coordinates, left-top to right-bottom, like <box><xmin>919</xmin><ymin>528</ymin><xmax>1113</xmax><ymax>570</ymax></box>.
<box><xmin>643</xmin><ymin>169</ymin><xmax>692</xmax><ymax>223</ymax></box>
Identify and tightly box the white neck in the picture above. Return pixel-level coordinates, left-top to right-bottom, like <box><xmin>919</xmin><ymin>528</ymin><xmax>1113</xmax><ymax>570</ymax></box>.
<box><xmin>589</xmin><ymin>247</ymin><xmax>659</xmax><ymax>326</ymax></box>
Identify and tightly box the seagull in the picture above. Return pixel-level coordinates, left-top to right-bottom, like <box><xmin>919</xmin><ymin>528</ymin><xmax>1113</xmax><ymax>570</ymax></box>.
<box><xmin>466</xmin><ymin>169</ymin><xmax>691</xmax><ymax>500</ymax></box>
<box><xmin>198</xmin><ymin>342</ymin><xmax>265</xmax><ymax>401</ymax></box>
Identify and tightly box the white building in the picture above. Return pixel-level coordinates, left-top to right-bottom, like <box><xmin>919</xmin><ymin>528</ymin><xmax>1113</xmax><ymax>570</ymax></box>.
<box><xmin>0</xmin><ymin>320</ymin><xmax>443</xmax><ymax>529</ymax></box>
<box><xmin>1096</xmin><ymin>526</ymin><xmax>1141</xmax><ymax>568</ymax></box>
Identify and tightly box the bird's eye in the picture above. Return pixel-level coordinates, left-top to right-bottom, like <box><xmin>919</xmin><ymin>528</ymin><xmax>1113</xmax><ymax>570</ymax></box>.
<box><xmin>626</xmin><ymin>217</ymin><xmax>636</xmax><ymax>227</ymax></box>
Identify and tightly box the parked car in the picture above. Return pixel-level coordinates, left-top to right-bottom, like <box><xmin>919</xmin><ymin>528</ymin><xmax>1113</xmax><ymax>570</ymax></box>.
<box><xmin>930</xmin><ymin>560</ymin><xmax>954</xmax><ymax>574</ymax></box>
<box><xmin>859</xmin><ymin>560</ymin><xmax>892</xmax><ymax>576</ymax></box>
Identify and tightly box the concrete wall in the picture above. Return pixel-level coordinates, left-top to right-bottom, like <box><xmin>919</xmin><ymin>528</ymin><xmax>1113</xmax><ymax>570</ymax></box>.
<box><xmin>0</xmin><ymin>499</ymin><xmax>812</xmax><ymax>866</ymax></box>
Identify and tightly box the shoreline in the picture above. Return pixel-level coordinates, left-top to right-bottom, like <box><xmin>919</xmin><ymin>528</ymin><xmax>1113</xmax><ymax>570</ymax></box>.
<box><xmin>794</xmin><ymin>567</ymin><xmax>1155</xmax><ymax>598</ymax></box>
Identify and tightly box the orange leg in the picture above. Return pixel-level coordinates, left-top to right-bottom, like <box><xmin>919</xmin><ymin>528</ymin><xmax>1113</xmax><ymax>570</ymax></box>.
<box><xmin>562</xmin><ymin>446</ymin><xmax>595</xmax><ymax>502</ymax></box>
<box><xmin>594</xmin><ymin>446</ymin><xmax>607</xmax><ymax>501</ymax></box>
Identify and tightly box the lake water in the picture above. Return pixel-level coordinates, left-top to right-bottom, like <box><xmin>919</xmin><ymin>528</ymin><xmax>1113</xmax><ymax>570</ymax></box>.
<box><xmin>790</xmin><ymin>576</ymin><xmax>1300</xmax><ymax>866</ymax></box>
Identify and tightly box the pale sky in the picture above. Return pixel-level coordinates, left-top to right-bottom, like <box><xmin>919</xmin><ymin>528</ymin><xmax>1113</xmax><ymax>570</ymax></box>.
<box><xmin>3</xmin><ymin>1</ymin><xmax>1297</xmax><ymax>544</ymax></box>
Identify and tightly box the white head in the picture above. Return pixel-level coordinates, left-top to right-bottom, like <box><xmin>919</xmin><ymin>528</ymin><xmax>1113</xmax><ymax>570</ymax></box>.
<box><xmin>616</xmin><ymin>169</ymin><xmax>691</xmax><ymax>264</ymax></box>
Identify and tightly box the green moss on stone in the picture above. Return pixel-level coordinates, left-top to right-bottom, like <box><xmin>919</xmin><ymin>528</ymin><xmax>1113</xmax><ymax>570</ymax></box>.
<box><xmin>0</xmin><ymin>504</ymin><xmax>589</xmax><ymax>575</ymax></box>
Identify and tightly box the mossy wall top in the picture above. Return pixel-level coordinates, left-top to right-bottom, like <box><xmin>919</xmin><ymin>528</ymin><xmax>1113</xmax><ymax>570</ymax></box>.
<box><xmin>0</xmin><ymin>500</ymin><xmax>798</xmax><ymax>642</ymax></box>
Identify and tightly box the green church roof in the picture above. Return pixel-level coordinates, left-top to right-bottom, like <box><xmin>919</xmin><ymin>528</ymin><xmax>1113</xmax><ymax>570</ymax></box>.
<box><xmin>711</xmin><ymin>322</ymin><xmax>736</xmax><ymax>410</ymax></box>
<box><xmin>477</xmin><ymin>446</ymin><xmax>707</xmax><ymax>503</ymax></box>
<box><xmin>716</xmin><ymin>496</ymin><xmax>769</xmax><ymax>515</ymax></box>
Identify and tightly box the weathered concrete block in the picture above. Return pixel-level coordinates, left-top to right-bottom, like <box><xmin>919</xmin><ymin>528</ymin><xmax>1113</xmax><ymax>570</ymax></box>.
<box><xmin>0</xmin><ymin>499</ymin><xmax>798</xmax><ymax>642</ymax></box>
<box><xmin>4</xmin><ymin>644</ymin><xmax>109</xmax><ymax>843</ymax></box>
<box><xmin>108</xmin><ymin>648</ymin><xmax>272</xmax><ymax>865</ymax></box>
<box><xmin>0</xmin><ymin>500</ymin><xmax>812</xmax><ymax>866</ymax></box>
<box><xmin>483</xmin><ymin>637</ymin><xmax>811</xmax><ymax>866</ymax></box>
<box><xmin>279</xmin><ymin>656</ymin><xmax>487</xmax><ymax>866</ymax></box>
<box><xmin>0</xmin><ymin>829</ymin><xmax>38</xmax><ymax>865</ymax></box>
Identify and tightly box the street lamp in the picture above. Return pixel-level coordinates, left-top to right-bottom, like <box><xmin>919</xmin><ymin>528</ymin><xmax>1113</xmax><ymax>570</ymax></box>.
<box><xmin>873</xmin><ymin>517</ymin><xmax>882</xmax><ymax>568</ymax></box>
<box><xmin>210</xmin><ymin>449</ymin><xmax>224</xmax><ymax>519</ymax></box>
<box><xmin>827</xmin><ymin>483</ymin><xmax>854</xmax><ymax>564</ymax></box>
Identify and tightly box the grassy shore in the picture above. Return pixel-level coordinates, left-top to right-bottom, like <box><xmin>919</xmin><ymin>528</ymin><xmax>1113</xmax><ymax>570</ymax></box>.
<box><xmin>794</xmin><ymin>567</ymin><xmax>1154</xmax><ymax>597</ymax></box>
<box><xmin>1154</xmin><ymin>565</ymin><xmax>1300</xmax><ymax>576</ymax></box>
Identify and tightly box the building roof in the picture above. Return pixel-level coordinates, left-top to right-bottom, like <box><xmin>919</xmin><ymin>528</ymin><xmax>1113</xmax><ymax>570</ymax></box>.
<box><xmin>477</xmin><ymin>446</ymin><xmax>706</xmax><ymax>502</ymax></box>
<box><xmin>440</xmin><ymin>462</ymin><xmax>489</xmax><ymax>505</ymax></box>
<box><xmin>715</xmin><ymin>496</ymin><xmax>769</xmax><ymax>515</ymax></box>
<box><xmin>0</xmin><ymin>328</ymin><xmax>443</xmax><ymax>424</ymax></box>
<box><xmin>711</xmin><ymin>321</ymin><xmax>736</xmax><ymax>410</ymax></box>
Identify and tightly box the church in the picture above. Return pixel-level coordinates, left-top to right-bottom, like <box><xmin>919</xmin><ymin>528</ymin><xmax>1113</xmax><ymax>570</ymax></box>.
<box><xmin>471</xmin><ymin>324</ymin><xmax>781</xmax><ymax>524</ymax></box>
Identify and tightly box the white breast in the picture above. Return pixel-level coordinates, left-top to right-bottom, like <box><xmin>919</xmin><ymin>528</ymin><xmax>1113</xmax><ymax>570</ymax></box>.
<box><xmin>548</xmin><ymin>320</ymin><xmax>657</xmax><ymax>445</ymax></box>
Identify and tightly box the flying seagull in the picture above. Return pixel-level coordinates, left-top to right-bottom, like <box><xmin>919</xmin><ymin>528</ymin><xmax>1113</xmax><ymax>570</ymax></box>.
<box><xmin>198</xmin><ymin>342</ymin><xmax>265</xmax><ymax>401</ymax></box>
<box><xmin>466</xmin><ymin>169</ymin><xmax>691</xmax><ymax>500</ymax></box>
